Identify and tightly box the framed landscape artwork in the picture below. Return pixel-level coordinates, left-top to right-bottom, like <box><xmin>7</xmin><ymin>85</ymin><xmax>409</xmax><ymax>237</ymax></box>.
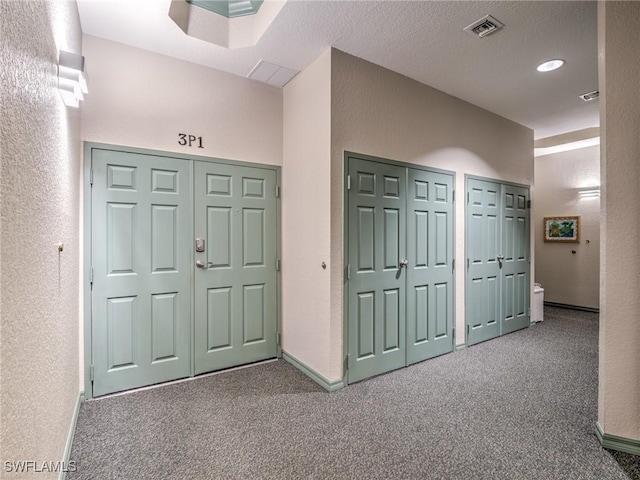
<box><xmin>544</xmin><ymin>216</ymin><xmax>580</xmax><ymax>242</ymax></box>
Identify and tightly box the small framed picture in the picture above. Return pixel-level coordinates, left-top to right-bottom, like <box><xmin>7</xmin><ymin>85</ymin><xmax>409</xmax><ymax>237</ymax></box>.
<box><xmin>544</xmin><ymin>216</ymin><xmax>580</xmax><ymax>242</ymax></box>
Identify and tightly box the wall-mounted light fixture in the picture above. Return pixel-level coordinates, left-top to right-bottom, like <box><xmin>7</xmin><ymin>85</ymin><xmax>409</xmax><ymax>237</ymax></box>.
<box><xmin>578</xmin><ymin>189</ymin><xmax>600</xmax><ymax>198</ymax></box>
<box><xmin>58</xmin><ymin>51</ymin><xmax>87</xmax><ymax>108</ymax></box>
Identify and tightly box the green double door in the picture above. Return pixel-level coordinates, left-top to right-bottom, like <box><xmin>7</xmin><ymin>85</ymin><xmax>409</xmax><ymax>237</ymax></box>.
<box><xmin>466</xmin><ymin>177</ymin><xmax>530</xmax><ymax>346</ymax></box>
<box><xmin>347</xmin><ymin>156</ymin><xmax>455</xmax><ymax>383</ymax></box>
<box><xmin>91</xmin><ymin>148</ymin><xmax>278</xmax><ymax>396</ymax></box>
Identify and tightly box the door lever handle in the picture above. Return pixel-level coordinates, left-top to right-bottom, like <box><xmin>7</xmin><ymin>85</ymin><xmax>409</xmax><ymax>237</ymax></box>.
<box><xmin>196</xmin><ymin>260</ymin><xmax>215</xmax><ymax>269</ymax></box>
<box><xmin>399</xmin><ymin>259</ymin><xmax>409</xmax><ymax>269</ymax></box>
<box><xmin>497</xmin><ymin>254</ymin><xmax>504</xmax><ymax>268</ymax></box>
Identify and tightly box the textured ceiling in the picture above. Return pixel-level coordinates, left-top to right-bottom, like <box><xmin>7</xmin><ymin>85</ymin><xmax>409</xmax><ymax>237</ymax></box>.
<box><xmin>77</xmin><ymin>0</ymin><xmax>599</xmax><ymax>139</ymax></box>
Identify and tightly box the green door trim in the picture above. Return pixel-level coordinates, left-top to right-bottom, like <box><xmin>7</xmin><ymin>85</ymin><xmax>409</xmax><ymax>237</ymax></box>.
<box><xmin>595</xmin><ymin>422</ymin><xmax>640</xmax><ymax>456</ymax></box>
<box><xmin>83</xmin><ymin>142</ymin><xmax>282</xmax><ymax>399</ymax></box>
<box><xmin>466</xmin><ymin>174</ymin><xmax>531</xmax><ymax>190</ymax></box>
<box><xmin>342</xmin><ymin>151</ymin><xmax>456</xmax><ymax>385</ymax></box>
<box><xmin>464</xmin><ymin>174</ymin><xmax>531</xmax><ymax>348</ymax></box>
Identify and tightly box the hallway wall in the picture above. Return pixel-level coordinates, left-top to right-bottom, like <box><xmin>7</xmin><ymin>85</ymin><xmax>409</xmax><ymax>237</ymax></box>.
<box><xmin>81</xmin><ymin>35</ymin><xmax>283</xmax><ymax>165</ymax></box>
<box><xmin>280</xmin><ymin>49</ymin><xmax>534</xmax><ymax>383</ymax></box>
<box><xmin>282</xmin><ymin>49</ymin><xmax>332</xmax><ymax>377</ymax></box>
<box><xmin>533</xmin><ymin>145</ymin><xmax>600</xmax><ymax>309</ymax></box>
<box><xmin>0</xmin><ymin>0</ymin><xmax>82</xmax><ymax>477</ymax></box>
<box><xmin>598</xmin><ymin>0</ymin><xmax>640</xmax><ymax>445</ymax></box>
<box><xmin>330</xmin><ymin>50</ymin><xmax>534</xmax><ymax>379</ymax></box>
<box><xmin>79</xmin><ymin>35</ymin><xmax>284</xmax><ymax>387</ymax></box>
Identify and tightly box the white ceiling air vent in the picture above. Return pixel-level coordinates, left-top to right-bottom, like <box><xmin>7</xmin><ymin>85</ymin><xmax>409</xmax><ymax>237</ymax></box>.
<box><xmin>579</xmin><ymin>90</ymin><xmax>599</xmax><ymax>102</ymax></box>
<box><xmin>247</xmin><ymin>60</ymin><xmax>299</xmax><ymax>88</ymax></box>
<box><xmin>464</xmin><ymin>15</ymin><xmax>505</xmax><ymax>38</ymax></box>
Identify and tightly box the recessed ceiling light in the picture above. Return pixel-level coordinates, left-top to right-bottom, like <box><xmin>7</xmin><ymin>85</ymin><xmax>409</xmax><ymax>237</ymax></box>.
<box><xmin>536</xmin><ymin>59</ymin><xmax>565</xmax><ymax>72</ymax></box>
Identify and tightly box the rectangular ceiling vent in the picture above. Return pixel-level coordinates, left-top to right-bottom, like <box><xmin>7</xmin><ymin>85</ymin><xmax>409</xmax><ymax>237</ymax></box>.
<box><xmin>247</xmin><ymin>59</ymin><xmax>299</xmax><ymax>88</ymax></box>
<box><xmin>579</xmin><ymin>90</ymin><xmax>599</xmax><ymax>102</ymax></box>
<box><xmin>464</xmin><ymin>15</ymin><xmax>505</xmax><ymax>38</ymax></box>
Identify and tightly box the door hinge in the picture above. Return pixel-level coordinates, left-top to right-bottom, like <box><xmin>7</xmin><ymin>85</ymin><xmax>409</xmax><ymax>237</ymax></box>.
<box><xmin>452</xmin><ymin>328</ymin><xmax>455</xmax><ymax>344</ymax></box>
<box><xmin>276</xmin><ymin>259</ymin><xmax>281</xmax><ymax>271</ymax></box>
<box><xmin>346</xmin><ymin>354</ymin><xmax>352</xmax><ymax>370</ymax></box>
<box><xmin>276</xmin><ymin>185</ymin><xmax>281</xmax><ymax>198</ymax></box>
<box><xmin>276</xmin><ymin>332</ymin><xmax>281</xmax><ymax>346</ymax></box>
<box><xmin>346</xmin><ymin>264</ymin><xmax>351</xmax><ymax>280</ymax></box>
<box><xmin>89</xmin><ymin>168</ymin><xmax>93</xmax><ymax>186</ymax></box>
<box><xmin>453</xmin><ymin>190</ymin><xmax>455</xmax><ymax>202</ymax></box>
<box><xmin>467</xmin><ymin>258</ymin><xmax>470</xmax><ymax>271</ymax></box>
<box><xmin>90</xmin><ymin>365</ymin><xmax>94</xmax><ymax>382</ymax></box>
<box><xmin>526</xmin><ymin>199</ymin><xmax>531</xmax><ymax>209</ymax></box>
<box><xmin>467</xmin><ymin>192</ymin><xmax>470</xmax><ymax>204</ymax></box>
<box><xmin>90</xmin><ymin>267</ymin><xmax>94</xmax><ymax>285</ymax></box>
<box><xmin>467</xmin><ymin>324</ymin><xmax>470</xmax><ymax>336</ymax></box>
<box><xmin>347</xmin><ymin>175</ymin><xmax>351</xmax><ymax>190</ymax></box>
<box><xmin>452</xmin><ymin>259</ymin><xmax>455</xmax><ymax>271</ymax></box>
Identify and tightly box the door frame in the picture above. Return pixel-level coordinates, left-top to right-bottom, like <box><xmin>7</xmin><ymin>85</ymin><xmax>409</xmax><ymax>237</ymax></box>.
<box><xmin>342</xmin><ymin>151</ymin><xmax>456</xmax><ymax>385</ymax></box>
<box><xmin>464</xmin><ymin>174</ymin><xmax>531</xmax><ymax>346</ymax></box>
<box><xmin>83</xmin><ymin>142</ymin><xmax>282</xmax><ymax>399</ymax></box>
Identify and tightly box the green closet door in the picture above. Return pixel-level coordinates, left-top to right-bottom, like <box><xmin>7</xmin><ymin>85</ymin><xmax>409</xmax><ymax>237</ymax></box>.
<box><xmin>92</xmin><ymin>150</ymin><xmax>191</xmax><ymax>396</ymax></box>
<box><xmin>501</xmin><ymin>184</ymin><xmax>530</xmax><ymax>334</ymax></box>
<box><xmin>193</xmin><ymin>161</ymin><xmax>278</xmax><ymax>374</ymax></box>
<box><xmin>466</xmin><ymin>178</ymin><xmax>531</xmax><ymax>347</ymax></box>
<box><xmin>467</xmin><ymin>178</ymin><xmax>502</xmax><ymax>346</ymax></box>
<box><xmin>406</xmin><ymin>168</ymin><xmax>454</xmax><ymax>364</ymax></box>
<box><xmin>347</xmin><ymin>158</ymin><xmax>407</xmax><ymax>383</ymax></box>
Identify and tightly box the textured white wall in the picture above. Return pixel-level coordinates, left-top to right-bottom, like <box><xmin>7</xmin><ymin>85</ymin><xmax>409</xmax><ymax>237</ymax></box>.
<box><xmin>533</xmin><ymin>146</ymin><xmax>600</xmax><ymax>309</ymax></box>
<box><xmin>81</xmin><ymin>35</ymin><xmax>283</xmax><ymax>165</ymax></box>
<box><xmin>330</xmin><ymin>50</ymin><xmax>533</xmax><ymax>380</ymax></box>
<box><xmin>598</xmin><ymin>0</ymin><xmax>640</xmax><ymax>441</ymax></box>
<box><xmin>0</xmin><ymin>1</ymin><xmax>82</xmax><ymax>477</ymax></box>
<box><xmin>282</xmin><ymin>50</ymin><xmax>332</xmax><ymax>376</ymax></box>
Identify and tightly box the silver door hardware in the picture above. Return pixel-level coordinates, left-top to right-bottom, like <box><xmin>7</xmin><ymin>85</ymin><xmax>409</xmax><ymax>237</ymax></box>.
<box><xmin>497</xmin><ymin>254</ymin><xmax>504</xmax><ymax>268</ymax></box>
<box><xmin>399</xmin><ymin>259</ymin><xmax>409</xmax><ymax>268</ymax></box>
<box><xmin>195</xmin><ymin>238</ymin><xmax>205</xmax><ymax>252</ymax></box>
<box><xmin>196</xmin><ymin>260</ymin><xmax>215</xmax><ymax>269</ymax></box>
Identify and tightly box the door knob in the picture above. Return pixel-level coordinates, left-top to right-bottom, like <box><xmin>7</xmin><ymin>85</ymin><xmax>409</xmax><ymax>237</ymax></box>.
<box><xmin>196</xmin><ymin>260</ymin><xmax>206</xmax><ymax>269</ymax></box>
<box><xmin>399</xmin><ymin>259</ymin><xmax>409</xmax><ymax>268</ymax></box>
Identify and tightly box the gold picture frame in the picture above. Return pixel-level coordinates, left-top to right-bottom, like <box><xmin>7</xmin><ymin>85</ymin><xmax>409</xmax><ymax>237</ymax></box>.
<box><xmin>544</xmin><ymin>216</ymin><xmax>580</xmax><ymax>243</ymax></box>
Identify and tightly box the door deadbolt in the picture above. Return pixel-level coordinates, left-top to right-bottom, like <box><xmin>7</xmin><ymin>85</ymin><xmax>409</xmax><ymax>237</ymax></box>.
<box><xmin>195</xmin><ymin>238</ymin><xmax>205</xmax><ymax>252</ymax></box>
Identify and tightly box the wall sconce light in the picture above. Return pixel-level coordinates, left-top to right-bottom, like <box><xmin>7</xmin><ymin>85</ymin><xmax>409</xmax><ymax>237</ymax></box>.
<box><xmin>579</xmin><ymin>189</ymin><xmax>600</xmax><ymax>198</ymax></box>
<box><xmin>58</xmin><ymin>51</ymin><xmax>87</xmax><ymax>108</ymax></box>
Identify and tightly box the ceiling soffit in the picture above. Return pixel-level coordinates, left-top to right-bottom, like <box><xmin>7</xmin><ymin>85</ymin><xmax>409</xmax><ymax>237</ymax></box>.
<box><xmin>169</xmin><ymin>0</ymin><xmax>287</xmax><ymax>49</ymax></box>
<box><xmin>187</xmin><ymin>0</ymin><xmax>264</xmax><ymax>18</ymax></box>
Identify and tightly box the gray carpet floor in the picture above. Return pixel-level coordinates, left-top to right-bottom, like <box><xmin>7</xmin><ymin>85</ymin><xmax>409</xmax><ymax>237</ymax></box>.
<box><xmin>69</xmin><ymin>307</ymin><xmax>640</xmax><ymax>479</ymax></box>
